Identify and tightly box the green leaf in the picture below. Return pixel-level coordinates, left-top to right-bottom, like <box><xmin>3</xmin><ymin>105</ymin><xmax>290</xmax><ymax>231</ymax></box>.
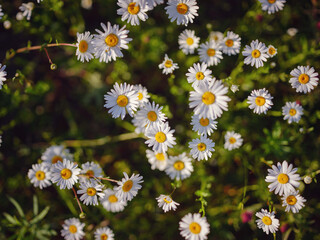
<box><xmin>30</xmin><ymin>206</ymin><xmax>50</xmax><ymax>224</ymax></box>
<box><xmin>33</xmin><ymin>195</ymin><xmax>38</xmax><ymax>216</ymax></box>
<box><xmin>8</xmin><ymin>196</ymin><xmax>25</xmax><ymax>218</ymax></box>
<box><xmin>3</xmin><ymin>212</ymin><xmax>19</xmax><ymax>225</ymax></box>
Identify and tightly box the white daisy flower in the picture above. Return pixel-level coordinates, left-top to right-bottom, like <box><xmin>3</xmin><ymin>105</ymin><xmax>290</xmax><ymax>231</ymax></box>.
<box><xmin>28</xmin><ymin>163</ymin><xmax>52</xmax><ymax>189</ymax></box>
<box><xmin>267</xmin><ymin>45</ymin><xmax>277</xmax><ymax>57</ymax></box>
<box><xmin>61</xmin><ymin>218</ymin><xmax>85</xmax><ymax>240</ymax></box>
<box><xmin>230</xmin><ymin>84</ymin><xmax>239</xmax><ymax>93</ymax></box>
<box><xmin>289</xmin><ymin>66</ymin><xmax>319</xmax><ymax>94</ymax></box>
<box><xmin>146</xmin><ymin>0</ymin><xmax>164</xmax><ymax>9</ymax></box>
<box><xmin>186</xmin><ymin>62</ymin><xmax>213</xmax><ymax>88</ymax></box>
<box><xmin>77</xmin><ymin>181</ymin><xmax>105</xmax><ymax>206</ymax></box>
<box><xmin>189</xmin><ymin>135</ymin><xmax>215</xmax><ymax>161</ymax></box>
<box><xmin>282</xmin><ymin>101</ymin><xmax>303</xmax><ymax>124</ymax></box>
<box><xmin>265</xmin><ymin>160</ymin><xmax>301</xmax><ymax>196</ymax></box>
<box><xmin>132</xmin><ymin>114</ymin><xmax>146</xmax><ymax>134</ymax></box>
<box><xmin>94</xmin><ymin>227</ymin><xmax>114</xmax><ymax>240</ymax></box>
<box><xmin>255</xmin><ymin>209</ymin><xmax>279</xmax><ymax>235</ymax></box>
<box><xmin>247</xmin><ymin>88</ymin><xmax>273</xmax><ymax>115</ymax></box>
<box><xmin>146</xmin><ymin>149</ymin><xmax>168</xmax><ymax>171</ymax></box>
<box><xmin>117</xmin><ymin>0</ymin><xmax>149</xmax><ymax>26</ymax></box>
<box><xmin>178</xmin><ymin>29</ymin><xmax>200</xmax><ymax>55</ymax></box>
<box><xmin>145</xmin><ymin>122</ymin><xmax>176</xmax><ymax>153</ymax></box>
<box><xmin>51</xmin><ymin>159</ymin><xmax>81</xmax><ymax>190</ymax></box>
<box><xmin>258</xmin><ymin>0</ymin><xmax>286</xmax><ymax>14</ymax></box>
<box><xmin>179</xmin><ymin>213</ymin><xmax>210</xmax><ymax>240</ymax></box>
<box><xmin>0</xmin><ymin>64</ymin><xmax>7</xmax><ymax>90</ymax></box>
<box><xmin>209</xmin><ymin>31</ymin><xmax>224</xmax><ymax>43</ymax></box>
<box><xmin>104</xmin><ymin>82</ymin><xmax>139</xmax><ymax>119</ymax></box>
<box><xmin>165</xmin><ymin>153</ymin><xmax>193</xmax><ymax>181</ymax></box>
<box><xmin>191</xmin><ymin>114</ymin><xmax>217</xmax><ymax>137</ymax></box>
<box><xmin>281</xmin><ymin>190</ymin><xmax>306</xmax><ymax>213</ymax></box>
<box><xmin>165</xmin><ymin>0</ymin><xmax>199</xmax><ymax>26</ymax></box>
<box><xmin>41</xmin><ymin>145</ymin><xmax>73</xmax><ymax>166</ymax></box>
<box><xmin>134</xmin><ymin>84</ymin><xmax>150</xmax><ymax>108</ymax></box>
<box><xmin>76</xmin><ymin>31</ymin><xmax>95</xmax><ymax>62</ymax></box>
<box><xmin>198</xmin><ymin>40</ymin><xmax>223</xmax><ymax>67</ymax></box>
<box><xmin>80</xmin><ymin>161</ymin><xmax>103</xmax><ymax>183</ymax></box>
<box><xmin>224</xmin><ymin>131</ymin><xmax>243</xmax><ymax>151</ymax></box>
<box><xmin>19</xmin><ymin>2</ymin><xmax>34</xmax><ymax>21</ymax></box>
<box><xmin>189</xmin><ymin>79</ymin><xmax>231</xmax><ymax>120</ymax></box>
<box><xmin>156</xmin><ymin>194</ymin><xmax>179</xmax><ymax>212</ymax></box>
<box><xmin>242</xmin><ymin>39</ymin><xmax>269</xmax><ymax>68</ymax></box>
<box><xmin>100</xmin><ymin>188</ymin><xmax>127</xmax><ymax>212</ymax></box>
<box><xmin>287</xmin><ymin>27</ymin><xmax>298</xmax><ymax>37</ymax></box>
<box><xmin>220</xmin><ymin>31</ymin><xmax>241</xmax><ymax>56</ymax></box>
<box><xmin>158</xmin><ymin>54</ymin><xmax>179</xmax><ymax>75</ymax></box>
<box><xmin>115</xmin><ymin>172</ymin><xmax>144</xmax><ymax>201</ymax></box>
<box><xmin>92</xmin><ymin>22</ymin><xmax>132</xmax><ymax>63</ymax></box>
<box><xmin>0</xmin><ymin>5</ymin><xmax>4</xmax><ymax>20</ymax></box>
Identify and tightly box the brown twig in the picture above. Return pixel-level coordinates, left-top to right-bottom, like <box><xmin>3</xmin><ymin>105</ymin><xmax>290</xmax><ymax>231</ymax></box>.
<box><xmin>72</xmin><ymin>187</ymin><xmax>84</xmax><ymax>214</ymax></box>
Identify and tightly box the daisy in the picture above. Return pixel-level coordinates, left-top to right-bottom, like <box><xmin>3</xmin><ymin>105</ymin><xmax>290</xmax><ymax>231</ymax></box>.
<box><xmin>80</xmin><ymin>161</ymin><xmax>103</xmax><ymax>183</ymax></box>
<box><xmin>41</xmin><ymin>145</ymin><xmax>73</xmax><ymax>166</ymax></box>
<box><xmin>220</xmin><ymin>31</ymin><xmax>241</xmax><ymax>56</ymax></box>
<box><xmin>178</xmin><ymin>29</ymin><xmax>200</xmax><ymax>55</ymax></box>
<box><xmin>51</xmin><ymin>159</ymin><xmax>81</xmax><ymax>190</ymax></box>
<box><xmin>100</xmin><ymin>188</ymin><xmax>127</xmax><ymax>212</ymax></box>
<box><xmin>92</xmin><ymin>22</ymin><xmax>132</xmax><ymax>63</ymax></box>
<box><xmin>189</xmin><ymin>79</ymin><xmax>231</xmax><ymax>120</ymax></box>
<box><xmin>77</xmin><ymin>181</ymin><xmax>105</xmax><ymax>206</ymax></box>
<box><xmin>94</xmin><ymin>227</ymin><xmax>114</xmax><ymax>240</ymax></box>
<box><xmin>165</xmin><ymin>0</ymin><xmax>199</xmax><ymax>26</ymax></box>
<box><xmin>165</xmin><ymin>153</ymin><xmax>193</xmax><ymax>181</ymax></box>
<box><xmin>76</xmin><ymin>32</ymin><xmax>95</xmax><ymax>62</ymax></box>
<box><xmin>19</xmin><ymin>2</ymin><xmax>34</xmax><ymax>21</ymax></box>
<box><xmin>134</xmin><ymin>84</ymin><xmax>150</xmax><ymax>108</ymax></box>
<box><xmin>61</xmin><ymin>218</ymin><xmax>85</xmax><ymax>240</ymax></box>
<box><xmin>281</xmin><ymin>190</ymin><xmax>306</xmax><ymax>213</ymax></box>
<box><xmin>258</xmin><ymin>0</ymin><xmax>286</xmax><ymax>14</ymax></box>
<box><xmin>265</xmin><ymin>160</ymin><xmax>301</xmax><ymax>196</ymax></box>
<box><xmin>158</xmin><ymin>54</ymin><xmax>179</xmax><ymax>75</ymax></box>
<box><xmin>282</xmin><ymin>102</ymin><xmax>303</xmax><ymax>124</ymax></box>
<box><xmin>209</xmin><ymin>31</ymin><xmax>224</xmax><ymax>43</ymax></box>
<box><xmin>146</xmin><ymin>0</ymin><xmax>164</xmax><ymax>9</ymax></box>
<box><xmin>104</xmin><ymin>82</ymin><xmax>139</xmax><ymax>119</ymax></box>
<box><xmin>224</xmin><ymin>131</ymin><xmax>243</xmax><ymax>151</ymax></box>
<box><xmin>145</xmin><ymin>122</ymin><xmax>176</xmax><ymax>153</ymax></box>
<box><xmin>267</xmin><ymin>45</ymin><xmax>277</xmax><ymax>57</ymax></box>
<box><xmin>0</xmin><ymin>64</ymin><xmax>7</xmax><ymax>90</ymax></box>
<box><xmin>179</xmin><ymin>213</ymin><xmax>210</xmax><ymax>240</ymax></box>
<box><xmin>28</xmin><ymin>163</ymin><xmax>52</xmax><ymax>189</ymax></box>
<box><xmin>247</xmin><ymin>88</ymin><xmax>273</xmax><ymax>115</ymax></box>
<box><xmin>191</xmin><ymin>114</ymin><xmax>217</xmax><ymax>137</ymax></box>
<box><xmin>186</xmin><ymin>62</ymin><xmax>213</xmax><ymax>88</ymax></box>
<box><xmin>146</xmin><ymin>149</ymin><xmax>168</xmax><ymax>171</ymax></box>
<box><xmin>198</xmin><ymin>40</ymin><xmax>223</xmax><ymax>67</ymax></box>
<box><xmin>289</xmin><ymin>66</ymin><xmax>319</xmax><ymax>94</ymax></box>
<box><xmin>156</xmin><ymin>194</ymin><xmax>180</xmax><ymax>212</ymax></box>
<box><xmin>242</xmin><ymin>40</ymin><xmax>269</xmax><ymax>68</ymax></box>
<box><xmin>189</xmin><ymin>135</ymin><xmax>215</xmax><ymax>161</ymax></box>
<box><xmin>0</xmin><ymin>5</ymin><xmax>4</xmax><ymax>20</ymax></box>
<box><xmin>230</xmin><ymin>84</ymin><xmax>239</xmax><ymax>93</ymax></box>
<box><xmin>117</xmin><ymin>0</ymin><xmax>149</xmax><ymax>26</ymax></box>
<box><xmin>255</xmin><ymin>209</ymin><xmax>279</xmax><ymax>235</ymax></box>
<box><xmin>115</xmin><ymin>172</ymin><xmax>143</xmax><ymax>201</ymax></box>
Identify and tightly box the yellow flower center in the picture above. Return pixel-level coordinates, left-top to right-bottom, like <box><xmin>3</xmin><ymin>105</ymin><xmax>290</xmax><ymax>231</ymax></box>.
<box><xmin>163</xmin><ymin>197</ymin><xmax>172</xmax><ymax>204</ymax></box>
<box><xmin>196</xmin><ymin>72</ymin><xmax>205</xmax><ymax>80</ymax></box>
<box><xmin>61</xmin><ymin>168</ymin><xmax>72</xmax><ymax>180</ymax></box>
<box><xmin>289</xmin><ymin>108</ymin><xmax>297</xmax><ymax>116</ymax></box>
<box><xmin>268</xmin><ymin>47</ymin><xmax>276</xmax><ymax>55</ymax></box>
<box><xmin>186</xmin><ymin>37</ymin><xmax>194</xmax><ymax>45</ymax></box>
<box><xmin>69</xmin><ymin>225</ymin><xmax>77</xmax><ymax>234</ymax></box>
<box><xmin>85</xmin><ymin>170</ymin><xmax>94</xmax><ymax>177</ymax></box>
<box><xmin>87</xmin><ymin>187</ymin><xmax>97</xmax><ymax>196</ymax></box>
<box><xmin>155</xmin><ymin>153</ymin><xmax>165</xmax><ymax>161</ymax></box>
<box><xmin>122</xmin><ymin>180</ymin><xmax>133</xmax><ymax>192</ymax></box>
<box><xmin>165</xmin><ymin>60</ymin><xmax>173</xmax><ymax>68</ymax></box>
<box><xmin>176</xmin><ymin>3</ymin><xmax>188</xmax><ymax>15</ymax></box>
<box><xmin>105</xmin><ymin>34</ymin><xmax>119</xmax><ymax>47</ymax></box>
<box><xmin>268</xmin><ymin>0</ymin><xmax>276</xmax><ymax>3</ymax></box>
<box><xmin>147</xmin><ymin>111</ymin><xmax>157</xmax><ymax>122</ymax></box>
<box><xmin>225</xmin><ymin>39</ymin><xmax>234</xmax><ymax>47</ymax></box>
<box><xmin>207</xmin><ymin>48</ymin><xmax>216</xmax><ymax>57</ymax></box>
<box><xmin>251</xmin><ymin>49</ymin><xmax>261</xmax><ymax>58</ymax></box>
<box><xmin>277</xmin><ymin>173</ymin><xmax>289</xmax><ymax>184</ymax></box>
<box><xmin>298</xmin><ymin>74</ymin><xmax>309</xmax><ymax>84</ymax></box>
<box><xmin>116</xmin><ymin>95</ymin><xmax>128</xmax><ymax>107</ymax></box>
<box><xmin>202</xmin><ymin>92</ymin><xmax>215</xmax><ymax>105</ymax></box>
<box><xmin>35</xmin><ymin>171</ymin><xmax>45</xmax><ymax>180</ymax></box>
<box><xmin>127</xmin><ymin>2</ymin><xmax>140</xmax><ymax>15</ymax></box>
<box><xmin>173</xmin><ymin>161</ymin><xmax>185</xmax><ymax>171</ymax></box>
<box><xmin>108</xmin><ymin>195</ymin><xmax>118</xmax><ymax>203</ymax></box>
<box><xmin>197</xmin><ymin>143</ymin><xmax>206</xmax><ymax>151</ymax></box>
<box><xmin>155</xmin><ymin>132</ymin><xmax>166</xmax><ymax>143</ymax></box>
<box><xmin>51</xmin><ymin>155</ymin><xmax>63</xmax><ymax>164</ymax></box>
<box><xmin>229</xmin><ymin>137</ymin><xmax>236</xmax><ymax>144</ymax></box>
<box><xmin>255</xmin><ymin>96</ymin><xmax>265</xmax><ymax>106</ymax></box>
<box><xmin>262</xmin><ymin>216</ymin><xmax>272</xmax><ymax>225</ymax></box>
<box><xmin>199</xmin><ymin>118</ymin><xmax>209</xmax><ymax>126</ymax></box>
<box><xmin>189</xmin><ymin>222</ymin><xmax>201</xmax><ymax>234</ymax></box>
<box><xmin>100</xmin><ymin>233</ymin><xmax>108</xmax><ymax>240</ymax></box>
<box><xmin>138</xmin><ymin>92</ymin><xmax>143</xmax><ymax>100</ymax></box>
<box><xmin>286</xmin><ymin>195</ymin><xmax>297</xmax><ymax>205</ymax></box>
<box><xmin>79</xmin><ymin>40</ymin><xmax>88</xmax><ymax>53</ymax></box>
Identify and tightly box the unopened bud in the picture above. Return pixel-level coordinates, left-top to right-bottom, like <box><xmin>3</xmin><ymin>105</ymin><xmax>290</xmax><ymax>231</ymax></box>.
<box><xmin>50</xmin><ymin>63</ymin><xmax>57</xmax><ymax>70</ymax></box>
<box><xmin>79</xmin><ymin>212</ymin><xmax>86</xmax><ymax>219</ymax></box>
<box><xmin>304</xmin><ymin>176</ymin><xmax>312</xmax><ymax>184</ymax></box>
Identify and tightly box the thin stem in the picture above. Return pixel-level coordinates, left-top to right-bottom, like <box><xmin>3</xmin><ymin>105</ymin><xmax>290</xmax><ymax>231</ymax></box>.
<box><xmin>72</xmin><ymin>187</ymin><xmax>83</xmax><ymax>214</ymax></box>
<box><xmin>96</xmin><ymin>177</ymin><xmax>119</xmax><ymax>183</ymax></box>
<box><xmin>44</xmin><ymin>48</ymin><xmax>53</xmax><ymax>65</ymax></box>
<box><xmin>169</xmin><ymin>186</ymin><xmax>176</xmax><ymax>197</ymax></box>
